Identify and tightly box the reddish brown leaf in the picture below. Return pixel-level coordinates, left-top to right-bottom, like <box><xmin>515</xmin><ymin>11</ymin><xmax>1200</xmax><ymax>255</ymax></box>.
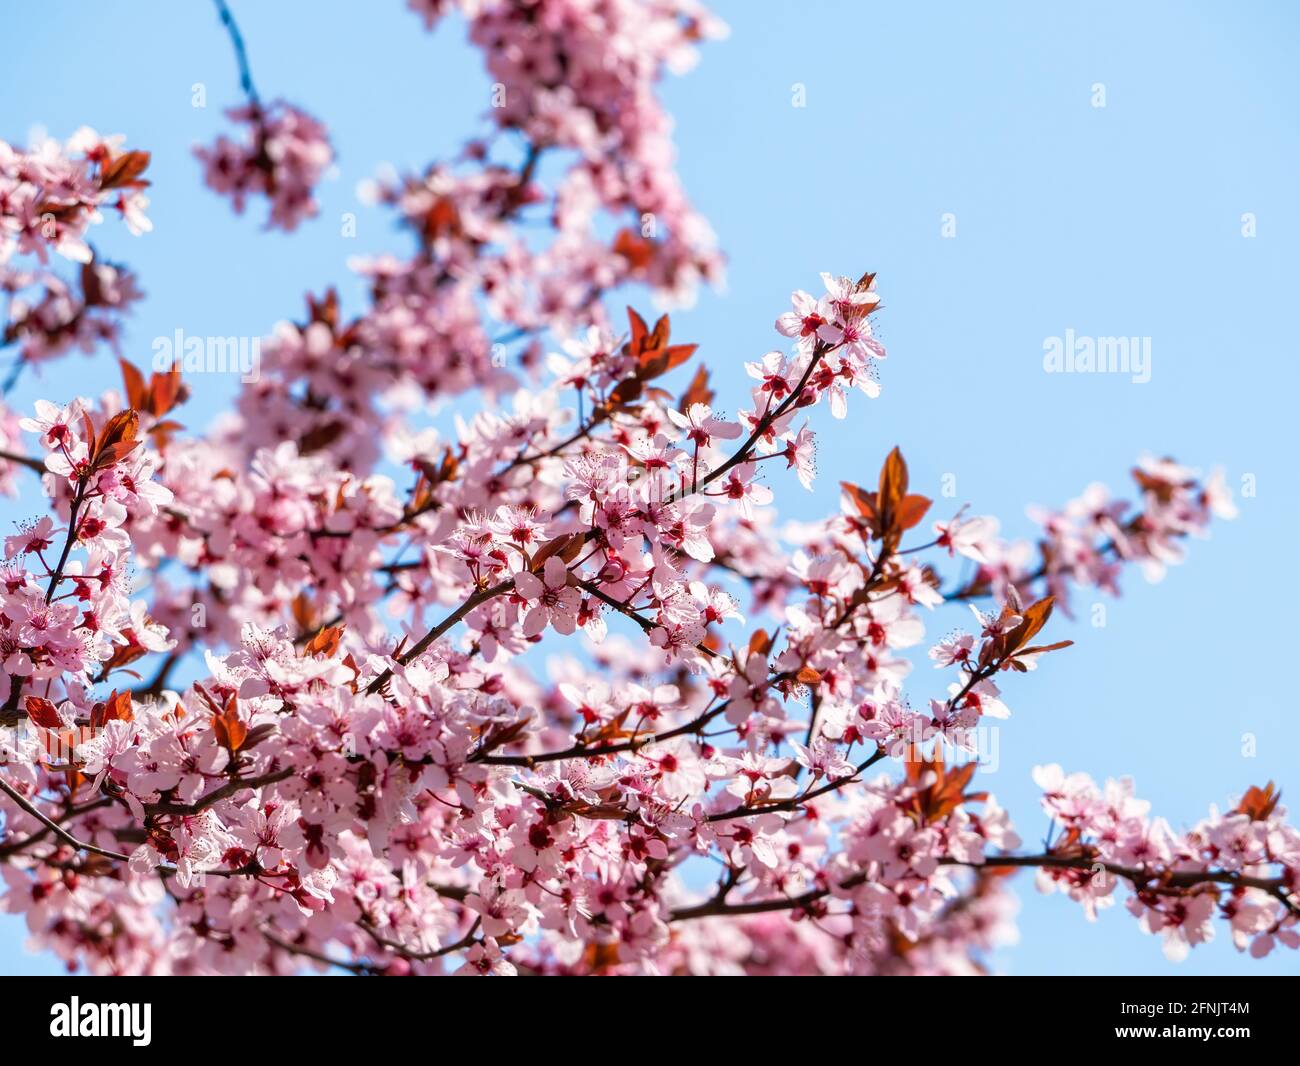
<box><xmin>211</xmin><ymin>696</ymin><xmax>248</xmax><ymax>754</ymax></box>
<box><xmin>303</xmin><ymin>625</ymin><xmax>345</xmax><ymax>659</ymax></box>
<box><xmin>94</xmin><ymin>439</ymin><xmax>142</xmax><ymax>469</ymax></box>
<box><xmin>241</xmin><ymin>723</ymin><xmax>278</xmax><ymax>752</ymax></box>
<box><xmin>478</xmin><ymin>715</ymin><xmax>532</xmax><ymax>753</ymax></box>
<box><xmin>291</xmin><ymin>594</ymin><xmax>316</xmax><ymax>632</ymax></box>
<box><xmin>149</xmin><ymin>363</ymin><xmax>185</xmax><ymax>417</ymax></box>
<box><xmin>839</xmin><ymin>482</ymin><xmax>878</xmax><ymax>523</ymax></box>
<box><xmin>24</xmin><ymin>696</ymin><xmax>63</xmax><ymax>729</ymax></box>
<box><xmin>96</xmin><ymin>408</ymin><xmax>138</xmax><ymax>457</ymax></box>
<box><xmin>100</xmin><ymin>641</ymin><xmax>148</xmax><ymax>675</ymax></box>
<box><xmin>841</xmin><ymin>450</ymin><xmax>918</xmax><ymax>545</ymax></box>
<box><xmin>609</xmin><ymin>378</ymin><xmax>644</xmax><ymax>407</ymax></box>
<box><xmin>1003</xmin><ymin>596</ymin><xmax>1055</xmax><ymax>656</ymax></box>
<box><xmin>586</xmin><ymin>708</ymin><xmax>636</xmax><ymax>745</ymax></box>
<box><xmin>902</xmin><ymin>755</ymin><xmax>983</xmax><ymax>824</ymax></box>
<box><xmin>1016</xmin><ymin>639</ymin><xmax>1074</xmax><ymax>658</ymax></box>
<box><xmin>530</xmin><ymin>532</ymin><xmax>583</xmax><ymax>573</ymax></box>
<box><xmin>679</xmin><ymin>364</ymin><xmax>714</xmax><ymax>410</ymax></box>
<box><xmin>1236</xmin><ymin>781</ymin><xmax>1281</xmax><ymax>822</ymax></box>
<box><xmin>626</xmin><ymin>307</ymin><xmax>649</xmax><ymax>351</ymax></box>
<box><xmin>895</xmin><ymin>493</ymin><xmax>932</xmax><ymax>532</ymax></box>
<box><xmin>621</xmin><ymin>308</ymin><xmax>698</xmax><ymax>383</ymax></box>
<box><xmin>119</xmin><ymin>358</ymin><xmax>147</xmax><ymax>411</ymax></box>
<box><xmin>612</xmin><ymin>228</ymin><xmax>656</xmax><ymax>272</ymax></box>
<box><xmin>99</xmin><ymin>150</ymin><xmax>151</xmax><ymax>190</ymax></box>
<box><xmin>581</xmin><ymin>941</ymin><xmax>621</xmax><ymax>971</ymax></box>
<box><xmin>307</xmin><ymin>289</ymin><xmax>340</xmax><ymax>330</ymax></box>
<box><xmin>878</xmin><ymin>446</ymin><xmax>909</xmax><ymax>512</ymax></box>
<box><xmin>80</xmin><ymin>410</ymin><xmax>98</xmax><ymax>457</ymax></box>
<box><xmin>93</xmin><ymin>689</ymin><xmax>134</xmax><ymax>727</ymax></box>
<box><xmin>298</xmin><ymin>420</ymin><xmax>346</xmax><ymax>455</ymax></box>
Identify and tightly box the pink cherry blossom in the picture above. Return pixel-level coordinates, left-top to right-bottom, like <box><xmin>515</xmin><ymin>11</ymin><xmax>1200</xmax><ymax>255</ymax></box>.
<box><xmin>514</xmin><ymin>556</ymin><xmax>581</xmax><ymax>637</ymax></box>
<box><xmin>0</xmin><ymin>1</ymin><xmax>1284</xmax><ymax>981</ymax></box>
<box><xmin>195</xmin><ymin>102</ymin><xmax>333</xmax><ymax>232</ymax></box>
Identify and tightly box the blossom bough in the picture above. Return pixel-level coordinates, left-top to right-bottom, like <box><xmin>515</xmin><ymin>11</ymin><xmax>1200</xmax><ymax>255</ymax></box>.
<box><xmin>0</xmin><ymin>0</ymin><xmax>1286</xmax><ymax>977</ymax></box>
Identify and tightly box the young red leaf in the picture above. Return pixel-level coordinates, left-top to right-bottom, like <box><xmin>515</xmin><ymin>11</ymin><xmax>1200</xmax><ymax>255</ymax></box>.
<box><xmin>24</xmin><ymin>696</ymin><xmax>63</xmax><ymax>729</ymax></box>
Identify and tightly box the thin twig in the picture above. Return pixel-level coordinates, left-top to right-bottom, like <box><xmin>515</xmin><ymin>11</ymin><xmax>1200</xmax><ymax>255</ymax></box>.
<box><xmin>0</xmin><ymin>777</ymin><xmax>132</xmax><ymax>864</ymax></box>
<box><xmin>212</xmin><ymin>0</ymin><xmax>260</xmax><ymax>106</ymax></box>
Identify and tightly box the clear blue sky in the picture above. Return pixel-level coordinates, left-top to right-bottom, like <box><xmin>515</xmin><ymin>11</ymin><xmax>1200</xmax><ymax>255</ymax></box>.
<box><xmin>2</xmin><ymin>0</ymin><xmax>1297</xmax><ymax>975</ymax></box>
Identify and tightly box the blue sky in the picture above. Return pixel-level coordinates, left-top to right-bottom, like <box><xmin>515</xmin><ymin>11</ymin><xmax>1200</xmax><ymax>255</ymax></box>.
<box><xmin>2</xmin><ymin>0</ymin><xmax>1297</xmax><ymax>975</ymax></box>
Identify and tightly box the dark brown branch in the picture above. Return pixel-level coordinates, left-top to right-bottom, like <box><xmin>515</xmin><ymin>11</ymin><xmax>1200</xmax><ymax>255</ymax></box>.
<box><xmin>359</xmin><ymin>915</ymin><xmax>482</xmax><ymax>963</ymax></box>
<box><xmin>472</xmin><ymin>669</ymin><xmax>798</xmax><ymax>767</ymax></box>
<box><xmin>0</xmin><ymin>777</ymin><xmax>133</xmax><ymax>864</ymax></box>
<box><xmin>668</xmin><ymin>851</ymin><xmax>1299</xmax><ymax>924</ymax></box>
<box><xmin>365</xmin><ymin>579</ymin><xmax>514</xmax><ymax>695</ymax></box>
<box><xmin>0</xmin><ymin>448</ymin><xmax>44</xmax><ymax>474</ymax></box>
<box><xmin>707</xmin><ymin>746</ymin><xmax>888</xmax><ymax>822</ymax></box>
<box><xmin>145</xmin><ymin>767</ymin><xmax>296</xmax><ymax>817</ymax></box>
<box><xmin>262</xmin><ymin>927</ymin><xmax>379</xmax><ymax>975</ymax></box>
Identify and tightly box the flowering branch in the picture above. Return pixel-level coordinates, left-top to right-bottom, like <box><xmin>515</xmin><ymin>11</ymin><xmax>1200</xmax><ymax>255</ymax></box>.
<box><xmin>0</xmin><ymin>2</ymin><xmax>1271</xmax><ymax>978</ymax></box>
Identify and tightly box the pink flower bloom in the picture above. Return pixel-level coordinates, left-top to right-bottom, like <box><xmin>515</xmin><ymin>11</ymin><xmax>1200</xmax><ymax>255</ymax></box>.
<box><xmin>195</xmin><ymin>102</ymin><xmax>334</xmax><ymax>232</ymax></box>
<box><xmin>791</xmin><ymin>736</ymin><xmax>856</xmax><ymax>780</ymax></box>
<box><xmin>775</xmin><ymin>289</ymin><xmax>838</xmax><ymax>352</ymax></box>
<box><xmin>666</xmin><ymin>402</ymin><xmax>742</xmax><ymax>449</ymax></box>
<box><xmin>19</xmin><ymin>399</ymin><xmax>83</xmax><ymax>449</ymax></box>
<box><xmin>928</xmin><ymin>632</ymin><xmax>974</xmax><ymax>668</ymax></box>
<box><xmin>934</xmin><ymin>511</ymin><xmax>999</xmax><ymax>564</ymax></box>
<box><xmin>781</xmin><ymin>423</ymin><xmax>817</xmax><ymax>490</ymax></box>
<box><xmin>4</xmin><ymin>516</ymin><xmax>56</xmax><ymax>557</ymax></box>
<box><xmin>513</xmin><ymin>556</ymin><xmax>580</xmax><ymax>637</ymax></box>
<box><xmin>454</xmin><ymin>939</ymin><xmax>517</xmax><ymax>977</ymax></box>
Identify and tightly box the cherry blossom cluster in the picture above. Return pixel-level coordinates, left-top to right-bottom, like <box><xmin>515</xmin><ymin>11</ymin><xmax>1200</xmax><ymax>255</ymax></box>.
<box><xmin>0</xmin><ymin>130</ymin><xmax>149</xmax><ymax>376</ymax></box>
<box><xmin>936</xmin><ymin>459</ymin><xmax>1237</xmax><ymax>613</ymax></box>
<box><xmin>400</xmin><ymin>0</ymin><xmax>727</xmax><ymax>306</ymax></box>
<box><xmin>1030</xmin><ymin>769</ymin><xmax>1298</xmax><ymax>961</ymax></box>
<box><xmin>0</xmin><ymin>265</ymin><xmax>1282</xmax><ymax>976</ymax></box>
<box><xmin>0</xmin><ymin>1</ymin><xmax>1289</xmax><ymax>977</ymax></box>
<box><xmin>0</xmin><ymin>128</ymin><xmax>151</xmax><ymax>265</ymax></box>
<box><xmin>3</xmin><ymin>260</ymin><xmax>142</xmax><ymax>369</ymax></box>
<box><xmin>0</xmin><ymin>396</ymin><xmax>172</xmax><ymax>720</ymax></box>
<box><xmin>235</xmin><ymin>0</ymin><xmax>728</xmax><ymax>466</ymax></box>
<box><xmin>195</xmin><ymin>102</ymin><xmax>334</xmax><ymax>232</ymax></box>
